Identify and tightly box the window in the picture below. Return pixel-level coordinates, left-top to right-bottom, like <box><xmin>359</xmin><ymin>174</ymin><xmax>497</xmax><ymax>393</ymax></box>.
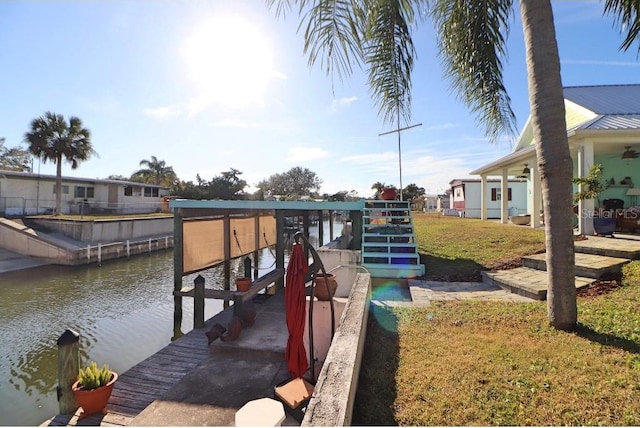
<box><xmin>152</xmin><ymin>188</ymin><xmax>159</xmax><ymax>197</ymax></box>
<box><xmin>74</xmin><ymin>186</ymin><xmax>95</xmax><ymax>198</ymax></box>
<box><xmin>491</xmin><ymin>188</ymin><xmax>512</xmax><ymax>201</ymax></box>
<box><xmin>53</xmin><ymin>185</ymin><xmax>69</xmax><ymax>194</ymax></box>
<box><xmin>124</xmin><ymin>186</ymin><xmax>132</xmax><ymax>196</ymax></box>
<box><xmin>144</xmin><ymin>187</ymin><xmax>152</xmax><ymax>197</ymax></box>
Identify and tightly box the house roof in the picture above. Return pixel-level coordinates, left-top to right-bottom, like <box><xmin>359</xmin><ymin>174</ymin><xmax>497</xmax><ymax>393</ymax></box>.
<box><xmin>0</xmin><ymin>169</ymin><xmax>169</xmax><ymax>189</ymax></box>
<box><xmin>469</xmin><ymin>83</ymin><xmax>640</xmax><ymax>176</ymax></box>
<box><xmin>563</xmin><ymin>84</ymin><xmax>640</xmax><ymax>115</ymax></box>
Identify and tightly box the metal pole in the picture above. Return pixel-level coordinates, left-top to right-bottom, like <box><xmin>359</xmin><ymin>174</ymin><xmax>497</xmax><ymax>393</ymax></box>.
<box><xmin>379</xmin><ymin>122</ymin><xmax>422</xmax><ymax>202</ymax></box>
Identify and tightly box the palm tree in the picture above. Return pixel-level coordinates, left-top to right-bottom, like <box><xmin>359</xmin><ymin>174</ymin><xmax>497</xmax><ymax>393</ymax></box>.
<box><xmin>268</xmin><ymin>0</ymin><xmax>640</xmax><ymax>331</ymax></box>
<box><xmin>24</xmin><ymin>112</ymin><xmax>96</xmax><ymax>215</ymax></box>
<box><xmin>131</xmin><ymin>156</ymin><xmax>177</xmax><ymax>187</ymax></box>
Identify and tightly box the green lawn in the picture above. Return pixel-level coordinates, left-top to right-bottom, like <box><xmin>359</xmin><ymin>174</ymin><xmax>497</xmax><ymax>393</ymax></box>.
<box><xmin>352</xmin><ymin>215</ymin><xmax>640</xmax><ymax>426</ymax></box>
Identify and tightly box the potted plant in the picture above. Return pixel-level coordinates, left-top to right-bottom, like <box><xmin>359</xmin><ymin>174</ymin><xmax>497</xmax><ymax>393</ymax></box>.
<box><xmin>573</xmin><ymin>164</ymin><xmax>615</xmax><ymax>236</ymax></box>
<box><xmin>371</xmin><ymin>182</ymin><xmax>398</xmax><ymax>200</ymax></box>
<box><xmin>71</xmin><ymin>361</ymin><xmax>118</xmax><ymax>419</ymax></box>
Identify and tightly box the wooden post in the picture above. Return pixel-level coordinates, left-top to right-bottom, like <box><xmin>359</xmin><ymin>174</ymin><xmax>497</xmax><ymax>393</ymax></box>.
<box><xmin>275</xmin><ymin>210</ymin><xmax>285</xmax><ymax>291</ymax></box>
<box><xmin>318</xmin><ymin>210</ymin><xmax>324</xmax><ymax>246</ymax></box>
<box><xmin>173</xmin><ymin>208</ymin><xmax>184</xmax><ymax>341</ymax></box>
<box><xmin>223</xmin><ymin>215</ymin><xmax>231</xmax><ymax>310</ymax></box>
<box><xmin>244</xmin><ymin>257</ymin><xmax>252</xmax><ymax>279</ymax></box>
<box><xmin>57</xmin><ymin>329</ymin><xmax>80</xmax><ymax>415</ymax></box>
<box><xmin>194</xmin><ymin>275</ymin><xmax>205</xmax><ymax>329</ymax></box>
<box><xmin>329</xmin><ymin>210</ymin><xmax>334</xmax><ymax>241</ymax></box>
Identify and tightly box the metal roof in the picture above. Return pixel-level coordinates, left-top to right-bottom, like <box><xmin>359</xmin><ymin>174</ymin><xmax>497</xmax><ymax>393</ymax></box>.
<box><xmin>572</xmin><ymin>114</ymin><xmax>640</xmax><ymax>131</ymax></box>
<box><xmin>564</xmin><ymin>84</ymin><xmax>640</xmax><ymax>115</ymax></box>
<box><xmin>0</xmin><ymin>169</ymin><xmax>169</xmax><ymax>188</ymax></box>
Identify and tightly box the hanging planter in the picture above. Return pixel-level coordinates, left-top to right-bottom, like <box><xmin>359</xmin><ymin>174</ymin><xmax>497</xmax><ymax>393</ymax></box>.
<box><xmin>314</xmin><ymin>273</ymin><xmax>338</xmax><ymax>301</ymax></box>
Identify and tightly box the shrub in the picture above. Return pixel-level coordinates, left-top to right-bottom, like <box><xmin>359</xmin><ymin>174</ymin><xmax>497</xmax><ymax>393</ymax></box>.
<box><xmin>77</xmin><ymin>361</ymin><xmax>113</xmax><ymax>390</ymax></box>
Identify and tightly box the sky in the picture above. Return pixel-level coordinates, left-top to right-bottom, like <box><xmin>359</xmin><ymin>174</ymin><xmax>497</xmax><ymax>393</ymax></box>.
<box><xmin>1</xmin><ymin>1</ymin><xmax>639</xmax><ymax>198</ymax></box>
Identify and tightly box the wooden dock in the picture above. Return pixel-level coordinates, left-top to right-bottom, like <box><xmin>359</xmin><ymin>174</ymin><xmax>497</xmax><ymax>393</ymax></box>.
<box><xmin>42</xmin><ymin>326</ymin><xmax>211</xmax><ymax>426</ymax></box>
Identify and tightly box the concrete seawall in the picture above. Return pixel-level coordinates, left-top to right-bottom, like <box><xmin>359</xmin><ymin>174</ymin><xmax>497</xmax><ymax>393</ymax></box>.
<box><xmin>0</xmin><ymin>217</ymin><xmax>174</xmax><ymax>268</ymax></box>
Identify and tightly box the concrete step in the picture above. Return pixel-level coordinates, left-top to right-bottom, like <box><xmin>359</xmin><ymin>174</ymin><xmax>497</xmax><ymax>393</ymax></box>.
<box><xmin>362</xmin><ymin>263</ymin><xmax>425</xmax><ymax>279</ymax></box>
<box><xmin>522</xmin><ymin>252</ymin><xmax>630</xmax><ymax>279</ymax></box>
<box><xmin>481</xmin><ymin>267</ymin><xmax>593</xmax><ymax>301</ymax></box>
<box><xmin>574</xmin><ymin>234</ymin><xmax>640</xmax><ymax>259</ymax></box>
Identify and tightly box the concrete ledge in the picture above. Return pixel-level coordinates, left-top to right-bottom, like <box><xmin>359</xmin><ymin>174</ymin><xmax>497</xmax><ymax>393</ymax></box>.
<box><xmin>302</xmin><ymin>272</ymin><xmax>371</xmax><ymax>426</ymax></box>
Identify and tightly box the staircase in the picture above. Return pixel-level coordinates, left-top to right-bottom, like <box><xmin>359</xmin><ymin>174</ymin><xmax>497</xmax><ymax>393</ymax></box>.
<box><xmin>361</xmin><ymin>200</ymin><xmax>425</xmax><ymax>279</ymax></box>
<box><xmin>482</xmin><ymin>235</ymin><xmax>640</xmax><ymax>300</ymax></box>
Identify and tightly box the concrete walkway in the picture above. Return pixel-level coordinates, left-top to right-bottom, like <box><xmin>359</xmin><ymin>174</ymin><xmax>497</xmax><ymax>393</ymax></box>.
<box><xmin>0</xmin><ymin>248</ymin><xmax>48</xmax><ymax>274</ymax></box>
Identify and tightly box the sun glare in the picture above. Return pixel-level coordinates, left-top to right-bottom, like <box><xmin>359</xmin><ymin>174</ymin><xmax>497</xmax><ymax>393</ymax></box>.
<box><xmin>184</xmin><ymin>15</ymin><xmax>275</xmax><ymax>112</ymax></box>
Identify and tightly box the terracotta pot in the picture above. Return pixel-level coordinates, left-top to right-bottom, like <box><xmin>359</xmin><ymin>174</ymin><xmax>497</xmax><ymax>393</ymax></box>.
<box><xmin>380</xmin><ymin>188</ymin><xmax>398</xmax><ymax>200</ymax></box>
<box><xmin>235</xmin><ymin>277</ymin><xmax>252</xmax><ymax>292</ymax></box>
<box><xmin>314</xmin><ymin>273</ymin><xmax>338</xmax><ymax>301</ymax></box>
<box><xmin>71</xmin><ymin>371</ymin><xmax>118</xmax><ymax>419</ymax></box>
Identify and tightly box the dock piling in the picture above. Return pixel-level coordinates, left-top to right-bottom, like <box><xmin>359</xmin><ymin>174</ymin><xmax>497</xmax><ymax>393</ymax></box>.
<box><xmin>194</xmin><ymin>275</ymin><xmax>205</xmax><ymax>328</ymax></box>
<box><xmin>56</xmin><ymin>329</ymin><xmax>80</xmax><ymax>415</ymax></box>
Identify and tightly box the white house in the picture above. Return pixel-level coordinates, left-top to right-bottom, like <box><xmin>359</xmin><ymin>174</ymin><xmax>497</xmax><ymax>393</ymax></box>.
<box><xmin>469</xmin><ymin>84</ymin><xmax>640</xmax><ymax>234</ymax></box>
<box><xmin>449</xmin><ymin>178</ymin><xmax>528</xmax><ymax>219</ymax></box>
<box><xmin>0</xmin><ymin>170</ymin><xmax>170</xmax><ymax>216</ymax></box>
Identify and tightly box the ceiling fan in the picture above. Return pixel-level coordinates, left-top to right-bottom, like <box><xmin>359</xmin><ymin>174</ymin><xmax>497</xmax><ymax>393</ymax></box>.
<box><xmin>621</xmin><ymin>146</ymin><xmax>639</xmax><ymax>160</ymax></box>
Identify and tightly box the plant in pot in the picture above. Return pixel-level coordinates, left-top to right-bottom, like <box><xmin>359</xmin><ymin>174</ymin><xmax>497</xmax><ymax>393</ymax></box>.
<box><xmin>71</xmin><ymin>361</ymin><xmax>118</xmax><ymax>420</ymax></box>
<box><xmin>573</xmin><ymin>164</ymin><xmax>615</xmax><ymax>236</ymax></box>
<box><xmin>371</xmin><ymin>182</ymin><xmax>398</xmax><ymax>200</ymax></box>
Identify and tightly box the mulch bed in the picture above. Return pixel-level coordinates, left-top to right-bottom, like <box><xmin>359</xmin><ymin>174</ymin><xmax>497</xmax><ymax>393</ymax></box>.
<box><xmin>577</xmin><ymin>272</ymin><xmax>623</xmax><ymax>298</ymax></box>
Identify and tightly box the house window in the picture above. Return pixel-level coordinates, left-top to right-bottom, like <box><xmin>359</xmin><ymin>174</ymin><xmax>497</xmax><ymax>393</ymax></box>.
<box><xmin>124</xmin><ymin>186</ymin><xmax>132</xmax><ymax>196</ymax></box>
<box><xmin>152</xmin><ymin>188</ymin><xmax>159</xmax><ymax>197</ymax></box>
<box><xmin>455</xmin><ymin>188</ymin><xmax>461</xmax><ymax>197</ymax></box>
<box><xmin>74</xmin><ymin>186</ymin><xmax>95</xmax><ymax>198</ymax></box>
<box><xmin>491</xmin><ymin>188</ymin><xmax>512</xmax><ymax>201</ymax></box>
<box><xmin>53</xmin><ymin>185</ymin><xmax>69</xmax><ymax>194</ymax></box>
<box><xmin>144</xmin><ymin>187</ymin><xmax>152</xmax><ymax>197</ymax></box>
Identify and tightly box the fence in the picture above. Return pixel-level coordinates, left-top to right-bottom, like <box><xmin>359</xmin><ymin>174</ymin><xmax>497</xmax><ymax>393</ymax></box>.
<box><xmin>0</xmin><ymin>197</ymin><xmax>166</xmax><ymax>216</ymax></box>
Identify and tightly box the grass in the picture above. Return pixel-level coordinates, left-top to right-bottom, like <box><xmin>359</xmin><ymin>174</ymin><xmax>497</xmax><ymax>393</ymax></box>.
<box><xmin>413</xmin><ymin>214</ymin><xmax>545</xmax><ymax>280</ymax></box>
<box><xmin>352</xmin><ymin>215</ymin><xmax>640</xmax><ymax>426</ymax></box>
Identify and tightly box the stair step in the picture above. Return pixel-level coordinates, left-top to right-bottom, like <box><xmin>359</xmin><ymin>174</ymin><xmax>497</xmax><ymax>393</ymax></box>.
<box><xmin>522</xmin><ymin>252</ymin><xmax>630</xmax><ymax>278</ymax></box>
<box><xmin>361</xmin><ymin>263</ymin><xmax>425</xmax><ymax>279</ymax></box>
<box><xmin>481</xmin><ymin>267</ymin><xmax>593</xmax><ymax>301</ymax></box>
<box><xmin>362</xmin><ymin>242</ymin><xmax>417</xmax><ymax>248</ymax></box>
<box><xmin>574</xmin><ymin>235</ymin><xmax>640</xmax><ymax>259</ymax></box>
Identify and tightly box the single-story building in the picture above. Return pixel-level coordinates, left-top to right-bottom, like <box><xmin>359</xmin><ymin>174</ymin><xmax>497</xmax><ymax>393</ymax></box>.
<box><xmin>0</xmin><ymin>169</ymin><xmax>170</xmax><ymax>216</ymax></box>
<box><xmin>469</xmin><ymin>84</ymin><xmax>640</xmax><ymax>234</ymax></box>
<box><xmin>449</xmin><ymin>178</ymin><xmax>527</xmax><ymax>218</ymax></box>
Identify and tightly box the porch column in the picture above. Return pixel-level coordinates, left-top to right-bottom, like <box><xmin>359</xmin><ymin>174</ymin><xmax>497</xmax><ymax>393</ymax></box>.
<box><xmin>578</xmin><ymin>143</ymin><xmax>595</xmax><ymax>235</ymax></box>
<box><xmin>480</xmin><ymin>175</ymin><xmax>488</xmax><ymax>220</ymax></box>
<box><xmin>531</xmin><ymin>160</ymin><xmax>542</xmax><ymax>228</ymax></box>
<box><xmin>501</xmin><ymin>168</ymin><xmax>508</xmax><ymax>224</ymax></box>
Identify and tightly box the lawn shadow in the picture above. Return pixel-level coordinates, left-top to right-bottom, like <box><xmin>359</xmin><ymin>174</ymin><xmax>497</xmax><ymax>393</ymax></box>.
<box><xmin>576</xmin><ymin>323</ymin><xmax>640</xmax><ymax>354</ymax></box>
<box><xmin>420</xmin><ymin>254</ymin><xmax>486</xmax><ymax>282</ymax></box>
<box><xmin>352</xmin><ymin>305</ymin><xmax>400</xmax><ymax>425</ymax></box>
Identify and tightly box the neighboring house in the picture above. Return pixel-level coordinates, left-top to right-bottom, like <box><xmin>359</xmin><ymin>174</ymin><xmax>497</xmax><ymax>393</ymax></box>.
<box><xmin>449</xmin><ymin>178</ymin><xmax>527</xmax><ymax>218</ymax></box>
<box><xmin>470</xmin><ymin>84</ymin><xmax>640</xmax><ymax>235</ymax></box>
<box><xmin>0</xmin><ymin>170</ymin><xmax>170</xmax><ymax>215</ymax></box>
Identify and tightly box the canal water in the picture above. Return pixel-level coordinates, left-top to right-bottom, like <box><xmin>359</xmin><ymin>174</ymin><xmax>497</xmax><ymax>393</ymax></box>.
<box><xmin>0</xmin><ymin>220</ymin><xmax>342</xmax><ymax>426</ymax></box>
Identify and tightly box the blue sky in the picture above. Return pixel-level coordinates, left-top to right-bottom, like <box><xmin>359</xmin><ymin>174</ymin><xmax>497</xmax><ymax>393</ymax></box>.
<box><xmin>1</xmin><ymin>1</ymin><xmax>639</xmax><ymax>197</ymax></box>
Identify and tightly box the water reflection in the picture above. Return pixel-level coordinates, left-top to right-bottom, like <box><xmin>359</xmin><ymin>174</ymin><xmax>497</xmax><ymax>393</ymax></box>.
<box><xmin>0</xmin><ymin>220</ymin><xmax>341</xmax><ymax>426</ymax></box>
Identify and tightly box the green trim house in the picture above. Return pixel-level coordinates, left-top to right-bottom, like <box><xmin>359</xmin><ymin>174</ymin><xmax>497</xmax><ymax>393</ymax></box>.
<box><xmin>470</xmin><ymin>84</ymin><xmax>640</xmax><ymax>235</ymax></box>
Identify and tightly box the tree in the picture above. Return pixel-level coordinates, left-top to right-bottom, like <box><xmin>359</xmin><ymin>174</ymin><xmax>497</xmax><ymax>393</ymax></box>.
<box><xmin>131</xmin><ymin>156</ymin><xmax>177</xmax><ymax>187</ymax></box>
<box><xmin>402</xmin><ymin>183</ymin><xmax>425</xmax><ymax>202</ymax></box>
<box><xmin>172</xmin><ymin>169</ymin><xmax>248</xmax><ymax>200</ymax></box>
<box><xmin>257</xmin><ymin>167</ymin><xmax>322</xmax><ymax>199</ymax></box>
<box><xmin>268</xmin><ymin>0</ymin><xmax>640</xmax><ymax>331</ymax></box>
<box><xmin>106</xmin><ymin>174</ymin><xmax>129</xmax><ymax>181</ymax></box>
<box><xmin>0</xmin><ymin>138</ymin><xmax>31</xmax><ymax>172</ymax></box>
<box><xmin>24</xmin><ymin>112</ymin><xmax>96</xmax><ymax>215</ymax></box>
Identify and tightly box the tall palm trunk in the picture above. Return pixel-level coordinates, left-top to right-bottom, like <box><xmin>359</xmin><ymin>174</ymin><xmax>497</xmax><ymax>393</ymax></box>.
<box><xmin>520</xmin><ymin>0</ymin><xmax>576</xmax><ymax>330</ymax></box>
<box><xmin>55</xmin><ymin>155</ymin><xmax>63</xmax><ymax>215</ymax></box>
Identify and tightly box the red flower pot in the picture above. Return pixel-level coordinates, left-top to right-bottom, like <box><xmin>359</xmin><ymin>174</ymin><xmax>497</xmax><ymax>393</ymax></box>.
<box><xmin>235</xmin><ymin>277</ymin><xmax>252</xmax><ymax>292</ymax></box>
<box><xmin>314</xmin><ymin>273</ymin><xmax>338</xmax><ymax>301</ymax></box>
<box><xmin>380</xmin><ymin>188</ymin><xmax>398</xmax><ymax>200</ymax></box>
<box><xmin>71</xmin><ymin>371</ymin><xmax>118</xmax><ymax>419</ymax></box>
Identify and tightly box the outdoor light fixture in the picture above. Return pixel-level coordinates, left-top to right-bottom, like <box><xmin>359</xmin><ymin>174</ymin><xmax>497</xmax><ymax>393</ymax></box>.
<box><xmin>522</xmin><ymin>164</ymin><xmax>530</xmax><ymax>174</ymax></box>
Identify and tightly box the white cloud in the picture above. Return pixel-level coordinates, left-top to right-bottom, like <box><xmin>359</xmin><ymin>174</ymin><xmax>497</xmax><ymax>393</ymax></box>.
<box><xmin>211</xmin><ymin>119</ymin><xmax>259</xmax><ymax>128</ymax></box>
<box><xmin>330</xmin><ymin>96</ymin><xmax>358</xmax><ymax>112</ymax></box>
<box><xmin>562</xmin><ymin>59</ymin><xmax>640</xmax><ymax>68</ymax></box>
<box><xmin>286</xmin><ymin>147</ymin><xmax>328</xmax><ymax>162</ymax></box>
<box><xmin>142</xmin><ymin>105</ymin><xmax>182</xmax><ymax>119</ymax></box>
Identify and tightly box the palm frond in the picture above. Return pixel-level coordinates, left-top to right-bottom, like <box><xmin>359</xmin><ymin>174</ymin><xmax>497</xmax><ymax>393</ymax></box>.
<box><xmin>299</xmin><ymin>0</ymin><xmax>364</xmax><ymax>83</ymax></box>
<box><xmin>363</xmin><ymin>0</ymin><xmax>420</xmax><ymax>126</ymax></box>
<box><xmin>604</xmin><ymin>0</ymin><xmax>640</xmax><ymax>54</ymax></box>
<box><xmin>431</xmin><ymin>0</ymin><xmax>516</xmax><ymax>141</ymax></box>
